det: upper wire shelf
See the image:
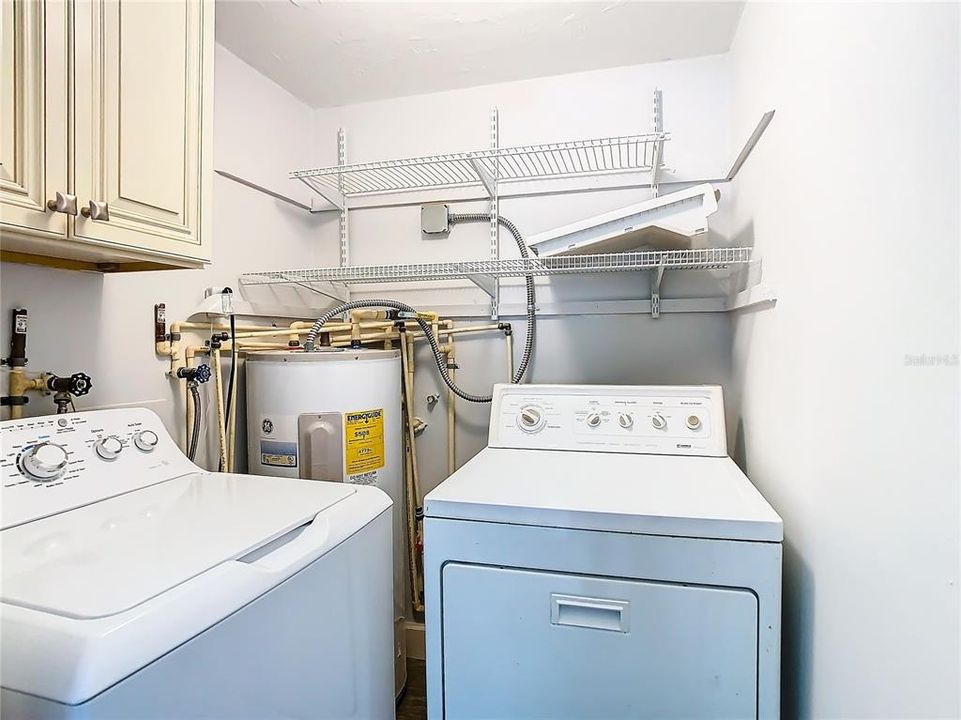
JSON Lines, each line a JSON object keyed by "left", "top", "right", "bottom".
{"left": 240, "top": 247, "right": 748, "bottom": 287}
{"left": 291, "top": 132, "right": 670, "bottom": 200}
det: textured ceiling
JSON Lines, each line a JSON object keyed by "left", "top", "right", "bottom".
{"left": 216, "top": 1, "right": 744, "bottom": 108}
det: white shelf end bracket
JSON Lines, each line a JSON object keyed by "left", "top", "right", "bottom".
{"left": 461, "top": 271, "right": 498, "bottom": 299}
{"left": 305, "top": 182, "right": 345, "bottom": 212}
{"left": 468, "top": 157, "right": 497, "bottom": 199}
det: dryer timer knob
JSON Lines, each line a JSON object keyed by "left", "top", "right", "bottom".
{"left": 517, "top": 405, "right": 545, "bottom": 433}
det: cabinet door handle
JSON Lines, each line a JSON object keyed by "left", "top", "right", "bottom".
{"left": 80, "top": 200, "right": 110, "bottom": 221}
{"left": 46, "top": 192, "right": 78, "bottom": 216}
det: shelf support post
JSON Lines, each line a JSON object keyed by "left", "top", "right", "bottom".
{"left": 650, "top": 88, "right": 663, "bottom": 199}
{"left": 488, "top": 108, "right": 500, "bottom": 319}
{"left": 338, "top": 128, "right": 349, "bottom": 267}
{"left": 651, "top": 262, "right": 666, "bottom": 319}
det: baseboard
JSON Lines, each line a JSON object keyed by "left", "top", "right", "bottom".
{"left": 405, "top": 621, "right": 426, "bottom": 661}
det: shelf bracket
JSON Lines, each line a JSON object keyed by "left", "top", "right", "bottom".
{"left": 462, "top": 271, "right": 498, "bottom": 299}
{"left": 215, "top": 170, "right": 315, "bottom": 211}
{"left": 722, "top": 110, "right": 776, "bottom": 182}
{"left": 302, "top": 179, "right": 345, "bottom": 212}
{"left": 651, "top": 262, "right": 666, "bottom": 319}
{"left": 283, "top": 277, "right": 350, "bottom": 304}
{"left": 468, "top": 158, "right": 497, "bottom": 199}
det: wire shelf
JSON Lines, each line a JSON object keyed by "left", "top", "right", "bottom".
{"left": 291, "top": 132, "right": 670, "bottom": 199}
{"left": 240, "top": 247, "right": 750, "bottom": 287}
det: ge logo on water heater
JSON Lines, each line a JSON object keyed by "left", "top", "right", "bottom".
{"left": 262, "top": 418, "right": 273, "bottom": 435}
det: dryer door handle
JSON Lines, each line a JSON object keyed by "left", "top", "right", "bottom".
{"left": 550, "top": 594, "right": 631, "bottom": 633}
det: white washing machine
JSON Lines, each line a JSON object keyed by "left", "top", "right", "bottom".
{"left": 425, "top": 384, "right": 782, "bottom": 720}
{"left": 1, "top": 408, "right": 395, "bottom": 719}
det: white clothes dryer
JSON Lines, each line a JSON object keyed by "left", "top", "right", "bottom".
{"left": 425, "top": 384, "right": 782, "bottom": 719}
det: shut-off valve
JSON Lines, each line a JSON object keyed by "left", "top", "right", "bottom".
{"left": 176, "top": 364, "right": 212, "bottom": 388}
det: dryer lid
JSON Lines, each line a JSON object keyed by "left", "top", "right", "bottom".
{"left": 424, "top": 448, "right": 782, "bottom": 542}
{"left": 1, "top": 473, "right": 355, "bottom": 619}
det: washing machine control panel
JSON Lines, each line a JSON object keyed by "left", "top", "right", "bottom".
{"left": 1, "top": 408, "right": 196, "bottom": 529}
{"left": 492, "top": 384, "right": 727, "bottom": 456}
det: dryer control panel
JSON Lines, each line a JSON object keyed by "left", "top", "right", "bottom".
{"left": 1, "top": 408, "right": 197, "bottom": 529}
{"left": 489, "top": 384, "right": 727, "bottom": 456}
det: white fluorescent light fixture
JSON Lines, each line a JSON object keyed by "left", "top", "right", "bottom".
{"left": 527, "top": 183, "right": 721, "bottom": 258}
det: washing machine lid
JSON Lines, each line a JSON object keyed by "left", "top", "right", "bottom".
{"left": 1, "top": 472, "right": 355, "bottom": 619}
{"left": 425, "top": 448, "right": 782, "bottom": 542}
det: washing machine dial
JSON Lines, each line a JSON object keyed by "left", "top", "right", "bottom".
{"left": 586, "top": 412, "right": 602, "bottom": 428}
{"left": 133, "top": 430, "right": 159, "bottom": 452}
{"left": 686, "top": 414, "right": 702, "bottom": 430}
{"left": 19, "top": 442, "right": 69, "bottom": 480}
{"left": 517, "top": 405, "right": 546, "bottom": 433}
{"left": 618, "top": 413, "right": 634, "bottom": 429}
{"left": 650, "top": 412, "right": 667, "bottom": 430}
{"left": 95, "top": 435, "right": 124, "bottom": 460}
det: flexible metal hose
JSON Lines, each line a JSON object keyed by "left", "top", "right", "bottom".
{"left": 301, "top": 214, "right": 535, "bottom": 403}
{"left": 304, "top": 299, "right": 494, "bottom": 402}
{"left": 187, "top": 383, "right": 202, "bottom": 461}
{"left": 448, "top": 213, "right": 535, "bottom": 384}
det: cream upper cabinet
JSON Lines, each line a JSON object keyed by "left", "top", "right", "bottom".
{"left": 0, "top": 0, "right": 68, "bottom": 240}
{"left": 0, "top": 0, "right": 212, "bottom": 271}
{"left": 72, "top": 0, "right": 212, "bottom": 263}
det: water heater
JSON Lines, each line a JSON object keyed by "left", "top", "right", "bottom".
{"left": 246, "top": 348, "right": 407, "bottom": 695}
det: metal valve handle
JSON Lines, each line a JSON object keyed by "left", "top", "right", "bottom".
{"left": 47, "top": 372, "right": 93, "bottom": 397}
{"left": 176, "top": 364, "right": 212, "bottom": 385}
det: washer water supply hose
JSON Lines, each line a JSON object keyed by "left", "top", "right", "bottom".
{"left": 187, "top": 384, "right": 202, "bottom": 461}
{"left": 176, "top": 363, "right": 211, "bottom": 462}
{"left": 302, "top": 214, "right": 536, "bottom": 403}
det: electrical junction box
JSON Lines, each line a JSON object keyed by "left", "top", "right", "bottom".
{"left": 421, "top": 204, "right": 450, "bottom": 235}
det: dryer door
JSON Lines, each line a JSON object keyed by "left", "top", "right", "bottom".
{"left": 441, "top": 563, "right": 758, "bottom": 719}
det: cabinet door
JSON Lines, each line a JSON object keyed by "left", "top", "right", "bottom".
{"left": 72, "top": 0, "right": 212, "bottom": 263}
{"left": 0, "top": 0, "right": 68, "bottom": 239}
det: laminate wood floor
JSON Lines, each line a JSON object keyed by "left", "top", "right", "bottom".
{"left": 397, "top": 659, "right": 427, "bottom": 720}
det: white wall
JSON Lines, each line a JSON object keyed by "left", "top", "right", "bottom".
{"left": 1, "top": 45, "right": 326, "bottom": 467}
{"left": 311, "top": 55, "right": 740, "bottom": 495}
{"left": 728, "top": 3, "right": 960, "bottom": 717}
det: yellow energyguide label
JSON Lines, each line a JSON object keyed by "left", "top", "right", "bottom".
{"left": 344, "top": 408, "right": 385, "bottom": 476}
